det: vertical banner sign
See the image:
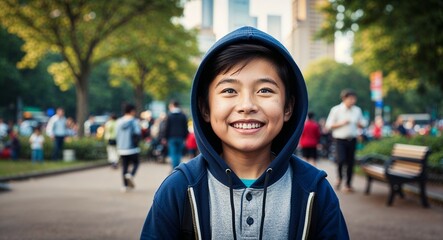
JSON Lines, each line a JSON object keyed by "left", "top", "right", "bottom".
{"left": 370, "top": 71, "right": 383, "bottom": 118}
{"left": 370, "top": 71, "right": 383, "bottom": 101}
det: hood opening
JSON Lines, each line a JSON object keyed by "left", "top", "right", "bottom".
{"left": 191, "top": 26, "right": 308, "bottom": 184}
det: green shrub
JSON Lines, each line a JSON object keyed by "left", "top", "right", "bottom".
{"left": 65, "top": 137, "right": 107, "bottom": 160}
{"left": 357, "top": 135, "right": 443, "bottom": 170}
{"left": 18, "top": 136, "right": 106, "bottom": 161}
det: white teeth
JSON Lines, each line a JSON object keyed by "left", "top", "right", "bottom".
{"left": 233, "top": 123, "right": 262, "bottom": 129}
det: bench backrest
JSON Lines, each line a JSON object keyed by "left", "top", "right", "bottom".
{"left": 389, "top": 144, "right": 430, "bottom": 177}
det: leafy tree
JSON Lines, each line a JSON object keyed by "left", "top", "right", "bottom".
{"left": 109, "top": 24, "right": 199, "bottom": 113}
{"left": 304, "top": 58, "right": 371, "bottom": 119}
{"left": 318, "top": 0, "right": 443, "bottom": 92}
{"left": 0, "top": 27, "right": 23, "bottom": 118}
{"left": 305, "top": 59, "right": 443, "bottom": 123}
{"left": 88, "top": 61, "right": 134, "bottom": 117}
{"left": 0, "top": 0, "right": 185, "bottom": 136}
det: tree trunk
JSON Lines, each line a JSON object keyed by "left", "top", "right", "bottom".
{"left": 134, "top": 85, "right": 144, "bottom": 115}
{"left": 75, "top": 74, "right": 89, "bottom": 137}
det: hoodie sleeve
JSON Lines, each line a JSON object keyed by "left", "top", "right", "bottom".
{"left": 140, "top": 171, "right": 188, "bottom": 239}
{"left": 312, "top": 179, "right": 349, "bottom": 239}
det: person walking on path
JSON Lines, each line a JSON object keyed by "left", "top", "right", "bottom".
{"left": 326, "top": 89, "right": 366, "bottom": 192}
{"left": 29, "top": 127, "right": 44, "bottom": 163}
{"left": 46, "top": 107, "right": 67, "bottom": 160}
{"left": 141, "top": 26, "right": 348, "bottom": 239}
{"left": 116, "top": 104, "right": 141, "bottom": 192}
{"left": 162, "top": 99, "right": 188, "bottom": 170}
{"left": 104, "top": 114, "right": 119, "bottom": 168}
{"left": 300, "top": 112, "right": 321, "bottom": 166}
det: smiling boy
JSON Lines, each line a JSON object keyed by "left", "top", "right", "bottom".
{"left": 141, "top": 26, "right": 349, "bottom": 239}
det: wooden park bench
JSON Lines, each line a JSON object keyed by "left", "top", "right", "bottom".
{"left": 359, "top": 143, "right": 431, "bottom": 207}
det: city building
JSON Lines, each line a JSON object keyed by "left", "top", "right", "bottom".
{"left": 183, "top": 0, "right": 336, "bottom": 71}
{"left": 290, "top": 0, "right": 335, "bottom": 71}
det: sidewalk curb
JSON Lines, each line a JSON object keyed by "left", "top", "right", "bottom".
{"left": 0, "top": 162, "right": 110, "bottom": 183}
{"left": 405, "top": 185, "right": 443, "bottom": 207}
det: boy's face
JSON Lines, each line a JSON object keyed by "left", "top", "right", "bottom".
{"left": 203, "top": 58, "right": 292, "bottom": 154}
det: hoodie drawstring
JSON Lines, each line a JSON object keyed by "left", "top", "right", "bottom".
{"left": 259, "top": 168, "right": 273, "bottom": 240}
{"left": 226, "top": 168, "right": 273, "bottom": 240}
{"left": 226, "top": 169, "right": 237, "bottom": 240}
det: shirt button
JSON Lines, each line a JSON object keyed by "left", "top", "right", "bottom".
{"left": 246, "top": 192, "right": 252, "bottom": 201}
{"left": 246, "top": 217, "right": 254, "bottom": 225}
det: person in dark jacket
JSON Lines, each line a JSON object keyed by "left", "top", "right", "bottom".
{"left": 162, "top": 99, "right": 189, "bottom": 169}
{"left": 141, "top": 26, "right": 349, "bottom": 239}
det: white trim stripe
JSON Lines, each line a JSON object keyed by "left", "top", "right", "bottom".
{"left": 188, "top": 187, "right": 202, "bottom": 240}
{"left": 301, "top": 192, "right": 316, "bottom": 240}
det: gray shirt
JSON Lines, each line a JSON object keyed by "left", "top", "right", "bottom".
{"left": 208, "top": 166, "right": 292, "bottom": 239}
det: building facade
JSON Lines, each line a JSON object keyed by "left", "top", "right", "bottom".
{"left": 290, "top": 0, "right": 334, "bottom": 71}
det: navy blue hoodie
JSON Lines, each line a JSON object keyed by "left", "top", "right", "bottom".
{"left": 140, "top": 26, "right": 349, "bottom": 239}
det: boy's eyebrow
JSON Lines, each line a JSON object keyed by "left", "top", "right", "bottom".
{"left": 215, "top": 77, "right": 280, "bottom": 88}
{"left": 257, "top": 77, "right": 279, "bottom": 87}
{"left": 214, "top": 78, "right": 239, "bottom": 88}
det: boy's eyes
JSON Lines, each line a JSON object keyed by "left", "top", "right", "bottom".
{"left": 220, "top": 87, "right": 275, "bottom": 94}
{"left": 221, "top": 88, "right": 236, "bottom": 94}
{"left": 258, "top": 88, "right": 274, "bottom": 94}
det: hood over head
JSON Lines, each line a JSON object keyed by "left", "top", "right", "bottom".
{"left": 191, "top": 26, "right": 308, "bottom": 188}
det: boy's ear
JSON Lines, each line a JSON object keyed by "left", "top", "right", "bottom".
{"left": 202, "top": 110, "right": 210, "bottom": 122}
{"left": 198, "top": 99, "right": 210, "bottom": 122}
{"left": 284, "top": 97, "right": 295, "bottom": 122}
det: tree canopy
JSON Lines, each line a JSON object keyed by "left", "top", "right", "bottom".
{"left": 0, "top": 0, "right": 189, "bottom": 136}
{"left": 109, "top": 23, "right": 199, "bottom": 113}
{"left": 304, "top": 58, "right": 443, "bottom": 122}
{"left": 318, "top": 0, "right": 443, "bottom": 92}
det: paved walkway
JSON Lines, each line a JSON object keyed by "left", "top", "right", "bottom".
{"left": 0, "top": 159, "right": 442, "bottom": 239}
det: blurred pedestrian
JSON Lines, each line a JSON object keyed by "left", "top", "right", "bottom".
{"left": 185, "top": 123, "right": 198, "bottom": 158}
{"left": 46, "top": 107, "right": 67, "bottom": 160}
{"left": 393, "top": 115, "right": 408, "bottom": 137}
{"left": 29, "top": 127, "right": 44, "bottom": 163}
{"left": 326, "top": 89, "right": 366, "bottom": 192}
{"left": 140, "top": 110, "right": 154, "bottom": 140}
{"left": 149, "top": 112, "right": 168, "bottom": 162}
{"left": 318, "top": 117, "right": 332, "bottom": 159}
{"left": 163, "top": 99, "right": 188, "bottom": 170}
{"left": 0, "top": 118, "right": 8, "bottom": 139}
{"left": 300, "top": 112, "right": 321, "bottom": 166}
{"left": 104, "top": 114, "right": 119, "bottom": 168}
{"left": 116, "top": 104, "right": 141, "bottom": 192}
{"left": 8, "top": 128, "right": 20, "bottom": 160}
{"left": 371, "top": 115, "right": 383, "bottom": 140}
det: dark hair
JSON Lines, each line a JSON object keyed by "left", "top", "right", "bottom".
{"left": 199, "top": 43, "right": 294, "bottom": 113}
{"left": 124, "top": 104, "right": 136, "bottom": 114}
{"left": 340, "top": 89, "right": 357, "bottom": 99}
{"left": 308, "top": 112, "right": 315, "bottom": 120}
{"left": 169, "top": 99, "right": 180, "bottom": 107}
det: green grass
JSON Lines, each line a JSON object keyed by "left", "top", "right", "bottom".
{"left": 0, "top": 159, "right": 106, "bottom": 178}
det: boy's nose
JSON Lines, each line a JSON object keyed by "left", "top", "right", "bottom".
{"left": 237, "top": 94, "right": 258, "bottom": 114}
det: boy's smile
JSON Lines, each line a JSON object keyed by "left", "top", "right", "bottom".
{"left": 204, "top": 58, "right": 292, "bottom": 158}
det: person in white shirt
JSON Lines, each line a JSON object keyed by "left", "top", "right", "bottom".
{"left": 46, "top": 107, "right": 67, "bottom": 160}
{"left": 326, "top": 89, "right": 366, "bottom": 192}
{"left": 0, "top": 118, "right": 8, "bottom": 138}
{"left": 29, "top": 127, "right": 45, "bottom": 163}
